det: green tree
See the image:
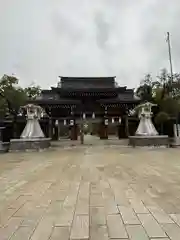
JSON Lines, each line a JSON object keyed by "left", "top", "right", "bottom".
{"left": 0, "top": 76, "right": 42, "bottom": 118}
{"left": 136, "top": 74, "right": 154, "bottom": 102}
{"left": 154, "top": 111, "right": 169, "bottom": 135}
{"left": 24, "top": 83, "right": 41, "bottom": 100}
{"left": 0, "top": 75, "right": 28, "bottom": 137}
{"left": 155, "top": 69, "right": 180, "bottom": 119}
{"left": 156, "top": 68, "right": 180, "bottom": 99}
{"left": 0, "top": 75, "right": 27, "bottom": 118}
{"left": 136, "top": 69, "right": 180, "bottom": 102}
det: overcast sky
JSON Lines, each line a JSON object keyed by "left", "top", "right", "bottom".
{"left": 0, "top": 0, "right": 180, "bottom": 89}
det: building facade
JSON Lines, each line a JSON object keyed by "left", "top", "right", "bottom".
{"left": 28, "top": 76, "right": 140, "bottom": 140}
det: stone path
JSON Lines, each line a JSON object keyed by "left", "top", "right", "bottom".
{"left": 0, "top": 146, "right": 180, "bottom": 239}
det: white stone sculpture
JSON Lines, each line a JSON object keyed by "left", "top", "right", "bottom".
{"left": 135, "top": 102, "right": 158, "bottom": 136}
{"left": 20, "top": 104, "right": 45, "bottom": 139}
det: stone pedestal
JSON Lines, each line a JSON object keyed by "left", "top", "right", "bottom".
{"left": 170, "top": 137, "right": 180, "bottom": 148}
{"left": 129, "top": 135, "right": 169, "bottom": 147}
{"left": 9, "top": 138, "right": 51, "bottom": 152}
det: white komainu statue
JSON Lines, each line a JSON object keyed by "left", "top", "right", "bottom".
{"left": 20, "top": 104, "right": 45, "bottom": 139}
{"left": 135, "top": 102, "right": 158, "bottom": 136}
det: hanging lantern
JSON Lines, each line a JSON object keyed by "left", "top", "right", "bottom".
{"left": 55, "top": 120, "right": 58, "bottom": 126}
{"left": 112, "top": 118, "right": 114, "bottom": 123}
{"left": 119, "top": 117, "right": 122, "bottom": 124}
{"left": 92, "top": 112, "right": 95, "bottom": 119}
{"left": 83, "top": 113, "right": 86, "bottom": 120}
{"left": 64, "top": 119, "right": 67, "bottom": 126}
{"left": 105, "top": 119, "right": 108, "bottom": 125}
{"left": 70, "top": 120, "right": 74, "bottom": 126}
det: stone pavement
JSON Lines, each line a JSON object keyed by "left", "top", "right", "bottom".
{"left": 0, "top": 146, "right": 180, "bottom": 239}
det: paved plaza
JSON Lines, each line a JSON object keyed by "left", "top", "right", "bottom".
{"left": 1, "top": 146, "right": 180, "bottom": 239}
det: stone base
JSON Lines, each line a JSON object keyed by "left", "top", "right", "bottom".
{"left": 9, "top": 138, "right": 51, "bottom": 152}
{"left": 170, "top": 138, "right": 180, "bottom": 148}
{"left": 129, "top": 135, "right": 169, "bottom": 147}
{"left": 0, "top": 141, "right": 8, "bottom": 153}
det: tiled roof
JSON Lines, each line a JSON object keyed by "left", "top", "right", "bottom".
{"left": 28, "top": 99, "right": 81, "bottom": 105}
{"left": 98, "top": 94, "right": 140, "bottom": 103}
{"left": 59, "top": 76, "right": 116, "bottom": 89}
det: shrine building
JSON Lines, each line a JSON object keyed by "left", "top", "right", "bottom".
{"left": 28, "top": 76, "right": 140, "bottom": 140}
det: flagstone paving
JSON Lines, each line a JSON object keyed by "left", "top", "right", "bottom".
{"left": 0, "top": 146, "right": 180, "bottom": 239}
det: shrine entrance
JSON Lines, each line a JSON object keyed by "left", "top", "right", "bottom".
{"left": 50, "top": 115, "right": 129, "bottom": 142}
{"left": 76, "top": 117, "right": 123, "bottom": 143}
{"left": 99, "top": 117, "right": 123, "bottom": 140}
{"left": 76, "top": 117, "right": 101, "bottom": 141}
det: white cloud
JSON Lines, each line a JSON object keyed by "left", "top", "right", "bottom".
{"left": 0, "top": 0, "right": 180, "bottom": 89}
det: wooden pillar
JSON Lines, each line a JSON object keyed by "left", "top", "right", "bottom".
{"left": 48, "top": 107, "right": 52, "bottom": 139}
{"left": 48, "top": 118, "right": 52, "bottom": 139}
{"left": 70, "top": 126, "right": 73, "bottom": 140}
{"left": 117, "top": 125, "right": 120, "bottom": 139}
{"left": 58, "top": 120, "right": 61, "bottom": 140}
{"left": 99, "top": 122, "right": 108, "bottom": 139}
{"left": 125, "top": 115, "right": 129, "bottom": 138}
{"left": 99, "top": 122, "right": 103, "bottom": 139}
{"left": 104, "top": 125, "right": 108, "bottom": 139}
{"left": 104, "top": 118, "right": 108, "bottom": 139}
{"left": 69, "top": 119, "right": 77, "bottom": 140}
{"left": 80, "top": 122, "right": 84, "bottom": 144}
{"left": 103, "top": 106, "right": 108, "bottom": 139}
{"left": 75, "top": 124, "right": 78, "bottom": 140}
{"left": 70, "top": 125, "right": 78, "bottom": 140}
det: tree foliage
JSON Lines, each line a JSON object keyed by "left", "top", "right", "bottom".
{"left": 154, "top": 111, "right": 169, "bottom": 125}
{"left": 136, "top": 74, "right": 154, "bottom": 102}
{"left": 24, "top": 83, "right": 41, "bottom": 100}
{"left": 0, "top": 75, "right": 41, "bottom": 118}
{"left": 136, "top": 68, "right": 180, "bottom": 125}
